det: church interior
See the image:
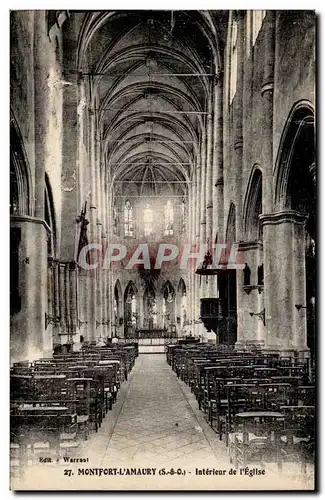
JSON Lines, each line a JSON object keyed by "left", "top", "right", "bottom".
{"left": 10, "top": 10, "right": 316, "bottom": 490}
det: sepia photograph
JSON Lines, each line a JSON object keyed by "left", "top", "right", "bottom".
{"left": 9, "top": 8, "right": 316, "bottom": 491}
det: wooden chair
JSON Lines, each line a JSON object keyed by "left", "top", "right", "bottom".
{"left": 229, "top": 411, "right": 285, "bottom": 470}
{"left": 280, "top": 405, "right": 315, "bottom": 473}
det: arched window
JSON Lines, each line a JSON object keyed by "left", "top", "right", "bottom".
{"left": 244, "top": 167, "right": 262, "bottom": 241}
{"left": 164, "top": 200, "right": 174, "bottom": 235}
{"left": 162, "top": 281, "right": 175, "bottom": 328}
{"left": 144, "top": 203, "right": 153, "bottom": 236}
{"left": 252, "top": 10, "right": 266, "bottom": 46}
{"left": 125, "top": 282, "right": 137, "bottom": 329}
{"left": 178, "top": 279, "right": 187, "bottom": 328}
{"left": 124, "top": 199, "right": 133, "bottom": 237}
{"left": 226, "top": 203, "right": 236, "bottom": 244}
{"left": 230, "top": 18, "right": 238, "bottom": 103}
{"left": 114, "top": 280, "right": 122, "bottom": 328}
{"left": 113, "top": 202, "right": 118, "bottom": 235}
{"left": 181, "top": 198, "right": 186, "bottom": 233}
{"left": 10, "top": 116, "right": 30, "bottom": 216}
{"left": 143, "top": 283, "right": 157, "bottom": 328}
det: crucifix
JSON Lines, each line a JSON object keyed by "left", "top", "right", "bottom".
{"left": 75, "top": 201, "right": 89, "bottom": 261}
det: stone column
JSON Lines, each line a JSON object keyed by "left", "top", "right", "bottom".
{"left": 87, "top": 108, "right": 98, "bottom": 341}
{"left": 205, "top": 110, "right": 214, "bottom": 248}
{"left": 200, "top": 127, "right": 207, "bottom": 246}
{"left": 206, "top": 108, "right": 215, "bottom": 299}
{"left": 260, "top": 210, "right": 309, "bottom": 356}
{"left": 75, "top": 76, "right": 90, "bottom": 346}
{"left": 69, "top": 262, "right": 78, "bottom": 339}
{"left": 138, "top": 291, "right": 144, "bottom": 329}
{"left": 10, "top": 217, "right": 48, "bottom": 362}
{"left": 95, "top": 126, "right": 104, "bottom": 340}
{"left": 232, "top": 12, "right": 244, "bottom": 241}
{"left": 261, "top": 11, "right": 275, "bottom": 214}
{"left": 194, "top": 158, "right": 202, "bottom": 321}
{"left": 199, "top": 127, "right": 207, "bottom": 302}
{"left": 33, "top": 11, "right": 47, "bottom": 220}
{"left": 156, "top": 294, "right": 164, "bottom": 330}
{"left": 52, "top": 259, "right": 61, "bottom": 349}
{"left": 230, "top": 13, "right": 245, "bottom": 347}
{"left": 235, "top": 241, "right": 265, "bottom": 348}
{"left": 58, "top": 262, "right": 67, "bottom": 345}
{"left": 213, "top": 76, "right": 224, "bottom": 246}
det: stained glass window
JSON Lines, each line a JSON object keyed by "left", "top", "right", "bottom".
{"left": 164, "top": 200, "right": 174, "bottom": 236}
{"left": 144, "top": 203, "right": 153, "bottom": 236}
{"left": 124, "top": 199, "right": 133, "bottom": 237}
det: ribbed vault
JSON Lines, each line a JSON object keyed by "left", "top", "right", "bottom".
{"left": 76, "top": 10, "right": 227, "bottom": 200}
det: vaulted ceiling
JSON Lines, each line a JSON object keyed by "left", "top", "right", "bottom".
{"left": 76, "top": 11, "right": 228, "bottom": 198}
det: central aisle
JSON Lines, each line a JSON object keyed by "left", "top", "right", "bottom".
{"left": 78, "top": 354, "right": 228, "bottom": 472}
{"left": 99, "top": 354, "right": 224, "bottom": 467}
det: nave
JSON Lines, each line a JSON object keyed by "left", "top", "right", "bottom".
{"left": 10, "top": 9, "right": 316, "bottom": 491}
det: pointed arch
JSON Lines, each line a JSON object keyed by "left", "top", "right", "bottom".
{"left": 124, "top": 280, "right": 138, "bottom": 299}
{"left": 143, "top": 280, "right": 156, "bottom": 299}
{"left": 274, "top": 100, "right": 315, "bottom": 356}
{"left": 10, "top": 110, "right": 32, "bottom": 216}
{"left": 164, "top": 199, "right": 174, "bottom": 236}
{"left": 124, "top": 280, "right": 138, "bottom": 331}
{"left": 274, "top": 100, "right": 315, "bottom": 209}
{"left": 143, "top": 281, "right": 157, "bottom": 328}
{"left": 243, "top": 165, "right": 263, "bottom": 240}
{"left": 113, "top": 279, "right": 123, "bottom": 324}
{"left": 114, "top": 279, "right": 122, "bottom": 305}
{"left": 226, "top": 202, "right": 236, "bottom": 244}
{"left": 177, "top": 278, "right": 186, "bottom": 295}
{"left": 124, "top": 198, "right": 134, "bottom": 237}
{"left": 161, "top": 280, "right": 175, "bottom": 297}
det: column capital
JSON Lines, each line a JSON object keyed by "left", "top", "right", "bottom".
{"left": 259, "top": 210, "right": 308, "bottom": 227}
{"left": 238, "top": 240, "right": 263, "bottom": 252}
{"left": 10, "top": 214, "right": 52, "bottom": 234}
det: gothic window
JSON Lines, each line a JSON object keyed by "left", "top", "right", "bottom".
{"left": 125, "top": 284, "right": 137, "bottom": 326}
{"left": 113, "top": 203, "right": 118, "bottom": 235}
{"left": 144, "top": 203, "right": 153, "bottom": 236}
{"left": 164, "top": 200, "right": 174, "bottom": 236}
{"left": 131, "top": 295, "right": 136, "bottom": 326}
{"left": 144, "top": 285, "right": 157, "bottom": 328}
{"left": 10, "top": 118, "right": 30, "bottom": 216}
{"left": 10, "top": 161, "right": 19, "bottom": 215}
{"left": 252, "top": 10, "right": 266, "bottom": 46}
{"left": 181, "top": 198, "right": 186, "bottom": 233}
{"left": 230, "top": 18, "right": 238, "bottom": 103}
{"left": 124, "top": 199, "right": 133, "bottom": 237}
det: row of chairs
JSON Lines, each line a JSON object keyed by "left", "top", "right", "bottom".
{"left": 10, "top": 342, "right": 138, "bottom": 477}
{"left": 166, "top": 342, "right": 315, "bottom": 473}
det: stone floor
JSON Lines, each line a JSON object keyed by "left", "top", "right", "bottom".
{"left": 89, "top": 353, "right": 227, "bottom": 468}
{"left": 13, "top": 355, "right": 315, "bottom": 490}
